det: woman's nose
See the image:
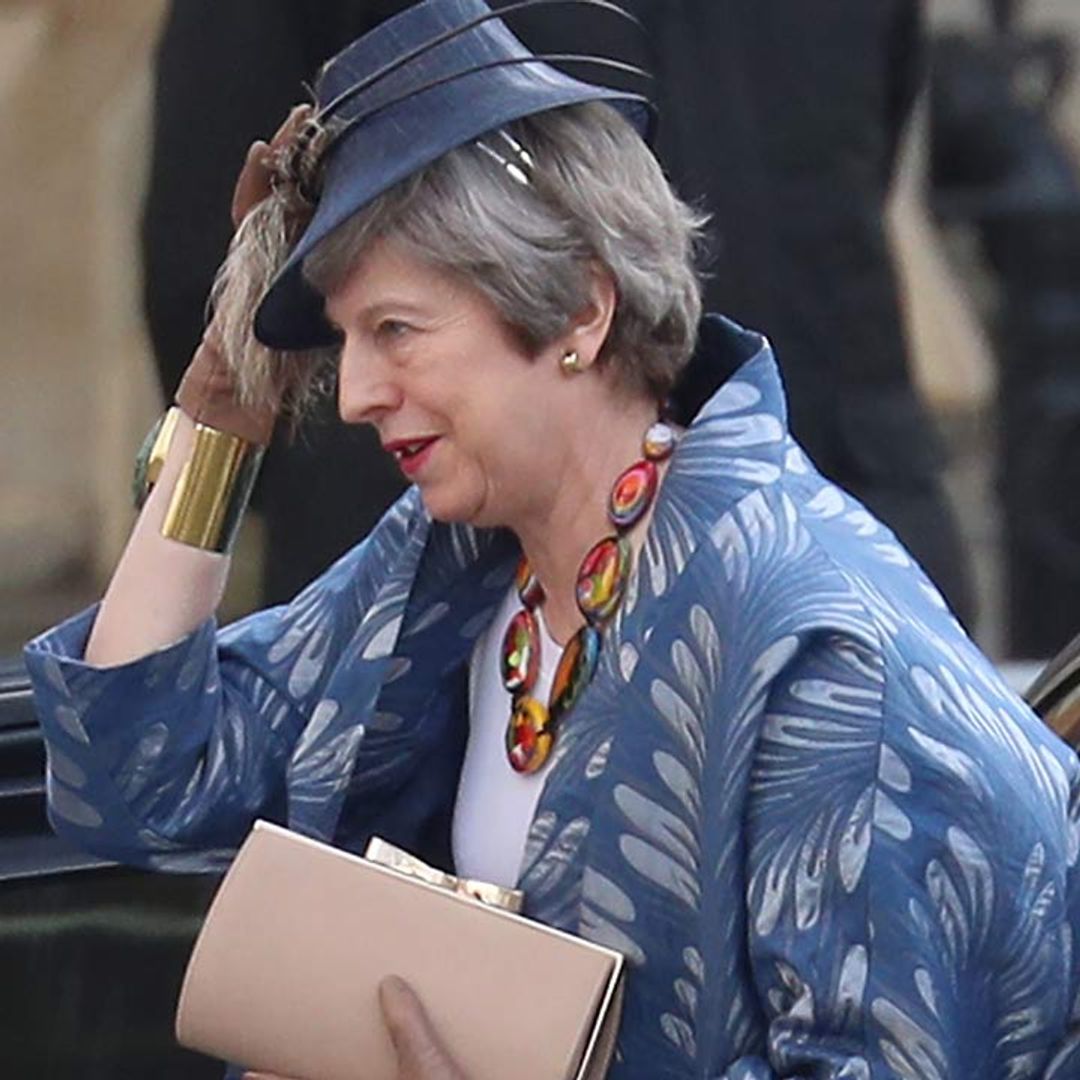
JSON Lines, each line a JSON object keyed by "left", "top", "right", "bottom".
{"left": 337, "top": 338, "right": 403, "bottom": 424}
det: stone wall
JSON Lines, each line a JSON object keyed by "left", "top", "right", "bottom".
{"left": 0, "top": 2, "right": 165, "bottom": 621}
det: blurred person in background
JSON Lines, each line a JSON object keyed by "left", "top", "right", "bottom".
{"left": 931, "top": 0, "right": 1080, "bottom": 658}
{"left": 144, "top": 0, "right": 975, "bottom": 625}
{"left": 519, "top": 0, "right": 977, "bottom": 628}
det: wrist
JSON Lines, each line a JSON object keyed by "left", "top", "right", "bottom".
{"left": 161, "top": 422, "right": 265, "bottom": 554}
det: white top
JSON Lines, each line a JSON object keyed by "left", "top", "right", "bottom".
{"left": 452, "top": 584, "right": 559, "bottom": 887}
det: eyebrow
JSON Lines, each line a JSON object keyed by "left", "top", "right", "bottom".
{"left": 324, "top": 296, "right": 431, "bottom": 328}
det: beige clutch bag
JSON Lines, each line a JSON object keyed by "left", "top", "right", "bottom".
{"left": 175, "top": 821, "right": 625, "bottom": 1080}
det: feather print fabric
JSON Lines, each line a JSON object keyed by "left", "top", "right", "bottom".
{"left": 26, "top": 316, "right": 1080, "bottom": 1077}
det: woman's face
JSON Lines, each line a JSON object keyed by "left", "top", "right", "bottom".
{"left": 325, "top": 236, "right": 571, "bottom": 528}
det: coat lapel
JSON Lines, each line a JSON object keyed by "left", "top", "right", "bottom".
{"left": 285, "top": 507, "right": 435, "bottom": 840}
{"left": 287, "top": 511, "right": 520, "bottom": 848}
{"left": 546, "top": 323, "right": 791, "bottom": 1073}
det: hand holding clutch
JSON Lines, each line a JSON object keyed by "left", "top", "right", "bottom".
{"left": 242, "top": 977, "right": 466, "bottom": 1080}
{"left": 177, "top": 822, "right": 624, "bottom": 1080}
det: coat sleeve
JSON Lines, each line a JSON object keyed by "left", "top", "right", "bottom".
{"left": 719, "top": 630, "right": 1080, "bottom": 1078}
{"left": 23, "top": 492, "right": 424, "bottom": 870}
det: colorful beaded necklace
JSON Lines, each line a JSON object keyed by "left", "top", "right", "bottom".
{"left": 501, "top": 420, "right": 676, "bottom": 773}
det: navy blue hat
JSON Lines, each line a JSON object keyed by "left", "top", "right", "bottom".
{"left": 253, "top": 0, "right": 654, "bottom": 351}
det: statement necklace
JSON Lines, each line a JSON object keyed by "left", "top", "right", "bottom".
{"left": 501, "top": 421, "right": 676, "bottom": 774}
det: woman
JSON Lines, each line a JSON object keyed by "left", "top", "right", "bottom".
{"left": 24, "top": 1, "right": 1080, "bottom": 1077}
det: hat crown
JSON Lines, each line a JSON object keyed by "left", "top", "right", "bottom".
{"left": 317, "top": 0, "right": 528, "bottom": 118}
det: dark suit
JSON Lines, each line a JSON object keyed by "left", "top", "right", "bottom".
{"left": 519, "top": 0, "right": 973, "bottom": 623}
{"left": 143, "top": 0, "right": 973, "bottom": 621}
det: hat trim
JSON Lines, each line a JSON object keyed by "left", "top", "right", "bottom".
{"left": 318, "top": 0, "right": 645, "bottom": 122}
{"left": 325, "top": 52, "right": 652, "bottom": 157}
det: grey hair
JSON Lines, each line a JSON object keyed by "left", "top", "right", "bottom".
{"left": 303, "top": 101, "right": 708, "bottom": 400}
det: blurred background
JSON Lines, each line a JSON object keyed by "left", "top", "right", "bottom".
{"left": 2, "top": 0, "right": 1080, "bottom": 674}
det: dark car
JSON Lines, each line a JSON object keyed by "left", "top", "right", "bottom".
{"left": 0, "top": 657, "right": 219, "bottom": 1079}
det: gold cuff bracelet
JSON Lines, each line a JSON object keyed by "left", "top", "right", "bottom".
{"left": 161, "top": 422, "right": 264, "bottom": 553}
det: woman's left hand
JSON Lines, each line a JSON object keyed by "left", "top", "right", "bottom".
{"left": 242, "top": 976, "right": 467, "bottom": 1080}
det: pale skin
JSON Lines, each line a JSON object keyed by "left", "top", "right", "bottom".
{"left": 326, "top": 236, "right": 664, "bottom": 644}
{"left": 88, "top": 237, "right": 663, "bottom": 662}
{"left": 89, "top": 129, "right": 665, "bottom": 1079}
{"left": 243, "top": 976, "right": 466, "bottom": 1080}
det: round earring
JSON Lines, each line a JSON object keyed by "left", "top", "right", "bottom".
{"left": 560, "top": 349, "right": 584, "bottom": 375}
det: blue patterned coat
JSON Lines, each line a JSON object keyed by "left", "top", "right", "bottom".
{"left": 25, "top": 317, "right": 1080, "bottom": 1078}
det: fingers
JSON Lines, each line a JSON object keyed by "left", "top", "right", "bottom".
{"left": 231, "top": 139, "right": 272, "bottom": 228}
{"left": 242, "top": 979, "right": 463, "bottom": 1080}
{"left": 230, "top": 104, "right": 316, "bottom": 227}
{"left": 268, "top": 104, "right": 314, "bottom": 152}
{"left": 379, "top": 976, "right": 465, "bottom": 1080}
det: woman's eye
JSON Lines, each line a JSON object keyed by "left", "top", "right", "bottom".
{"left": 376, "top": 319, "right": 411, "bottom": 340}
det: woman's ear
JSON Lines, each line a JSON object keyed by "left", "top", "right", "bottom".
{"left": 564, "top": 263, "right": 617, "bottom": 368}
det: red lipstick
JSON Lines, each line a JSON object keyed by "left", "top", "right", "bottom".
{"left": 383, "top": 436, "right": 439, "bottom": 478}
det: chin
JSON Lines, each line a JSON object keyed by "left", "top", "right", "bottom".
{"left": 417, "top": 486, "right": 489, "bottom": 527}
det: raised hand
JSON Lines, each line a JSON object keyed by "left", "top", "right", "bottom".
{"left": 181, "top": 104, "right": 319, "bottom": 442}
{"left": 231, "top": 104, "right": 315, "bottom": 229}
